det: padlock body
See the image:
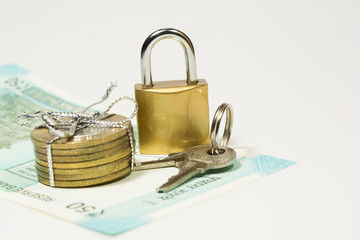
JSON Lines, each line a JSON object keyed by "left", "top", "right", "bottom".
{"left": 135, "top": 79, "right": 210, "bottom": 154}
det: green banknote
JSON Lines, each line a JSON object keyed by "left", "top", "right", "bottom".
{"left": 0, "top": 64, "right": 295, "bottom": 235}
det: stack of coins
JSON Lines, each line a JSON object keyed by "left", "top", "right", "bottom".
{"left": 30, "top": 115, "right": 134, "bottom": 187}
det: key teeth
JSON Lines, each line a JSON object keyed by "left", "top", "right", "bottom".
{"left": 156, "top": 180, "right": 174, "bottom": 193}
{"left": 156, "top": 174, "right": 181, "bottom": 193}
{"left": 156, "top": 187, "right": 166, "bottom": 193}
{"left": 157, "top": 182, "right": 173, "bottom": 193}
{"left": 157, "top": 161, "right": 202, "bottom": 193}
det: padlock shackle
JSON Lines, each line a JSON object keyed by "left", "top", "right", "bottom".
{"left": 141, "top": 28, "right": 198, "bottom": 87}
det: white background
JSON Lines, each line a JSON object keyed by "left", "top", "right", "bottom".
{"left": 0, "top": 0, "right": 359, "bottom": 239}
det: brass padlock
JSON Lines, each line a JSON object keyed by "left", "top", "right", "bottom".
{"left": 135, "top": 28, "right": 210, "bottom": 154}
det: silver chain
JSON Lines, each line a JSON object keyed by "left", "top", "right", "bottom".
{"left": 19, "top": 83, "right": 138, "bottom": 187}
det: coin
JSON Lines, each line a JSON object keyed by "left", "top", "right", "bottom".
{"left": 34, "top": 141, "right": 130, "bottom": 162}
{"left": 31, "top": 114, "right": 135, "bottom": 187}
{"left": 36, "top": 158, "right": 130, "bottom": 180}
{"left": 35, "top": 148, "right": 132, "bottom": 169}
{"left": 36, "top": 154, "right": 131, "bottom": 175}
{"left": 31, "top": 115, "right": 132, "bottom": 149}
{"left": 33, "top": 134, "right": 131, "bottom": 155}
{"left": 37, "top": 167, "right": 131, "bottom": 187}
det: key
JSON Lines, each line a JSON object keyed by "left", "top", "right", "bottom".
{"left": 133, "top": 152, "right": 185, "bottom": 171}
{"left": 157, "top": 144, "right": 236, "bottom": 192}
{"left": 156, "top": 102, "right": 235, "bottom": 192}
{"left": 133, "top": 102, "right": 235, "bottom": 193}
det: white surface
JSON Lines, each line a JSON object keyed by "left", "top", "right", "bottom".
{"left": 0, "top": 0, "right": 359, "bottom": 239}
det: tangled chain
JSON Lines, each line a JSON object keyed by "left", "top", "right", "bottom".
{"left": 19, "top": 82, "right": 138, "bottom": 187}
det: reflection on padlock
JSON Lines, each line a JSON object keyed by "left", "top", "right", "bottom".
{"left": 135, "top": 28, "right": 210, "bottom": 154}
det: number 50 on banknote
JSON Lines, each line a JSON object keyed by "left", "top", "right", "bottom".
{"left": 0, "top": 64, "right": 295, "bottom": 236}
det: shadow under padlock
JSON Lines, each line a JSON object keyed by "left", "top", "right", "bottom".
{"left": 135, "top": 28, "right": 210, "bottom": 155}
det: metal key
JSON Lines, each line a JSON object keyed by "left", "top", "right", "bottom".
{"left": 157, "top": 144, "right": 236, "bottom": 192}
{"left": 133, "top": 103, "right": 235, "bottom": 193}
{"left": 133, "top": 152, "right": 185, "bottom": 171}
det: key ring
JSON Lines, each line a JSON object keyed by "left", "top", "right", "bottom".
{"left": 210, "top": 103, "right": 233, "bottom": 155}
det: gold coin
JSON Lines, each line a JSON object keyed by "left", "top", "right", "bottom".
{"left": 36, "top": 158, "right": 130, "bottom": 180}
{"left": 35, "top": 148, "right": 132, "bottom": 169}
{"left": 36, "top": 153, "right": 131, "bottom": 175}
{"left": 34, "top": 141, "right": 130, "bottom": 162}
{"left": 31, "top": 115, "right": 132, "bottom": 149}
{"left": 33, "top": 134, "right": 131, "bottom": 155}
{"left": 37, "top": 167, "right": 131, "bottom": 187}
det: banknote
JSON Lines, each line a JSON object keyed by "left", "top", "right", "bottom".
{"left": 0, "top": 64, "right": 295, "bottom": 235}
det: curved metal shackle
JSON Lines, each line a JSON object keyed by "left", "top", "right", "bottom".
{"left": 210, "top": 103, "right": 234, "bottom": 155}
{"left": 141, "top": 28, "right": 198, "bottom": 87}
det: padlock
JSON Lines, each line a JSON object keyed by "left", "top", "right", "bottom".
{"left": 135, "top": 28, "right": 210, "bottom": 154}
